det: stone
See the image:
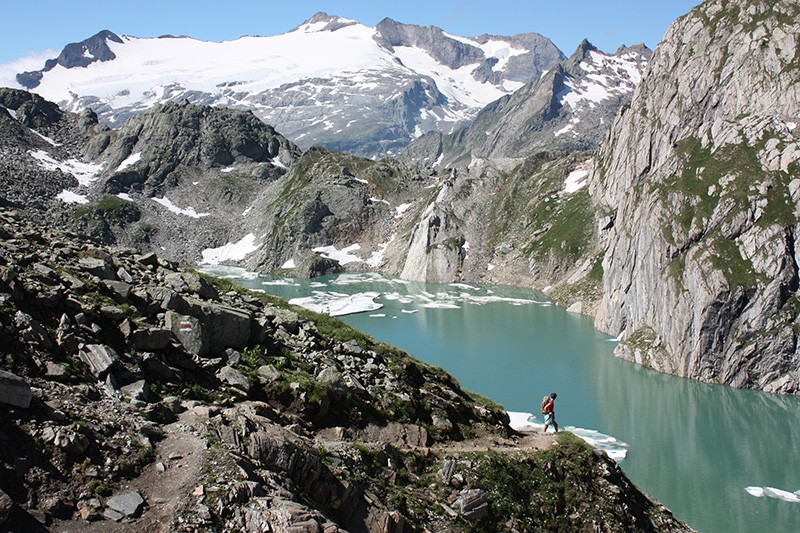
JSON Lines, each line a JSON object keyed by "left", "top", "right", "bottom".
{"left": 161, "top": 395, "right": 184, "bottom": 413}
{"left": 121, "top": 379, "right": 150, "bottom": 402}
{"left": 217, "top": 366, "right": 250, "bottom": 391}
{"left": 452, "top": 488, "right": 489, "bottom": 520}
{"left": 135, "top": 252, "right": 159, "bottom": 266}
{"left": 78, "top": 257, "right": 116, "bottom": 279}
{"left": 53, "top": 430, "right": 90, "bottom": 454}
{"left": 257, "top": 364, "right": 280, "bottom": 383}
{"left": 15, "top": 310, "right": 52, "bottom": 349}
{"left": 0, "top": 370, "right": 32, "bottom": 408}
{"left": 439, "top": 457, "right": 457, "bottom": 484}
{"left": 198, "top": 301, "right": 253, "bottom": 353}
{"left": 78, "top": 344, "right": 119, "bottom": 377}
{"left": 100, "top": 305, "right": 127, "bottom": 321}
{"left": 431, "top": 414, "right": 453, "bottom": 432}
{"left": 105, "top": 491, "right": 144, "bottom": 518}
{"left": 101, "top": 279, "right": 132, "bottom": 302}
{"left": 0, "top": 488, "right": 12, "bottom": 524}
{"left": 44, "top": 362, "right": 69, "bottom": 380}
{"left": 103, "top": 508, "right": 125, "bottom": 522}
{"left": 141, "top": 354, "right": 175, "bottom": 382}
{"left": 78, "top": 498, "right": 102, "bottom": 520}
{"left": 116, "top": 266, "right": 134, "bottom": 283}
{"left": 130, "top": 328, "right": 172, "bottom": 351}
{"left": 165, "top": 311, "right": 208, "bottom": 356}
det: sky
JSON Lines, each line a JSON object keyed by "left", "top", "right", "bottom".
{"left": 0, "top": 0, "right": 701, "bottom": 75}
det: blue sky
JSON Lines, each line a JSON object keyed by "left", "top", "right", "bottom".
{"left": 0, "top": 0, "right": 700, "bottom": 67}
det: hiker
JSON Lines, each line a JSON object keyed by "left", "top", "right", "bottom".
{"left": 542, "top": 392, "right": 558, "bottom": 433}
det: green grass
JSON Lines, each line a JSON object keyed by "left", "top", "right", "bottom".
{"left": 71, "top": 195, "right": 141, "bottom": 225}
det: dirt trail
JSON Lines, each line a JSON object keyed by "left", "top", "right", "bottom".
{"left": 52, "top": 410, "right": 207, "bottom": 533}
{"left": 429, "top": 427, "right": 557, "bottom": 455}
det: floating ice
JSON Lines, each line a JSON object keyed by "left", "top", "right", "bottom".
{"left": 261, "top": 278, "right": 300, "bottom": 286}
{"left": 566, "top": 426, "right": 629, "bottom": 460}
{"left": 195, "top": 264, "right": 261, "bottom": 279}
{"left": 289, "top": 291, "right": 382, "bottom": 317}
{"left": 507, "top": 411, "right": 540, "bottom": 432}
{"left": 745, "top": 486, "right": 800, "bottom": 503}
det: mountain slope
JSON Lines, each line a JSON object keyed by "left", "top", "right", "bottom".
{"left": 12, "top": 13, "right": 565, "bottom": 158}
{"left": 401, "top": 40, "right": 650, "bottom": 168}
{"left": 0, "top": 208, "right": 692, "bottom": 532}
{"left": 589, "top": 0, "right": 800, "bottom": 392}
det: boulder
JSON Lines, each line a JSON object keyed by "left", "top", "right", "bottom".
{"left": 78, "top": 257, "right": 116, "bottom": 279}
{"left": 0, "top": 489, "right": 12, "bottom": 524}
{"left": 217, "top": 366, "right": 250, "bottom": 391}
{"left": 105, "top": 491, "right": 144, "bottom": 518}
{"left": 121, "top": 379, "right": 150, "bottom": 402}
{"left": 165, "top": 311, "right": 209, "bottom": 356}
{"left": 15, "top": 310, "right": 52, "bottom": 349}
{"left": 130, "top": 328, "right": 172, "bottom": 351}
{"left": 101, "top": 280, "right": 132, "bottom": 302}
{"left": 184, "top": 300, "right": 253, "bottom": 353}
{"left": 135, "top": 252, "right": 159, "bottom": 266}
{"left": 77, "top": 344, "right": 119, "bottom": 377}
{"left": 141, "top": 354, "right": 175, "bottom": 382}
{"left": 452, "top": 488, "right": 489, "bottom": 520}
{"left": 0, "top": 370, "right": 32, "bottom": 408}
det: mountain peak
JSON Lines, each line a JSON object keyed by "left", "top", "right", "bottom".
{"left": 17, "top": 29, "right": 122, "bottom": 89}
{"left": 293, "top": 12, "right": 358, "bottom": 33}
{"left": 573, "top": 39, "right": 599, "bottom": 58}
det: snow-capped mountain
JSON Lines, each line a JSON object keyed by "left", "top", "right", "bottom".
{"left": 401, "top": 40, "right": 651, "bottom": 167}
{"left": 12, "top": 13, "right": 565, "bottom": 158}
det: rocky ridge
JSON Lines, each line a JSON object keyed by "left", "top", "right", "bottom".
{"left": 588, "top": 0, "right": 800, "bottom": 393}
{"left": 0, "top": 208, "right": 691, "bottom": 531}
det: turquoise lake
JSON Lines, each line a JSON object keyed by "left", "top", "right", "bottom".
{"left": 208, "top": 269, "right": 800, "bottom": 533}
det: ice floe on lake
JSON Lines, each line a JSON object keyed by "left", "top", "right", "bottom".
{"left": 289, "top": 291, "right": 382, "bottom": 317}
{"left": 745, "top": 486, "right": 800, "bottom": 503}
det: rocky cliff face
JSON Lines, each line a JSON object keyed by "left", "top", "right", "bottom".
{"left": 589, "top": 0, "right": 800, "bottom": 393}
{"left": 0, "top": 208, "right": 691, "bottom": 532}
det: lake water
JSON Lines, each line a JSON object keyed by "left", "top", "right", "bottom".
{"left": 207, "top": 269, "right": 800, "bottom": 533}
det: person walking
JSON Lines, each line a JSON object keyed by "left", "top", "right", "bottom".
{"left": 542, "top": 392, "right": 558, "bottom": 433}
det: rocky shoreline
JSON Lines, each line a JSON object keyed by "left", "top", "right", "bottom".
{"left": 0, "top": 207, "right": 692, "bottom": 531}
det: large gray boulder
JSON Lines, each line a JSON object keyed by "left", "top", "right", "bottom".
{"left": 165, "top": 311, "right": 209, "bottom": 356}
{"left": 0, "top": 370, "right": 32, "bottom": 408}
{"left": 77, "top": 344, "right": 119, "bottom": 377}
{"left": 105, "top": 491, "right": 144, "bottom": 518}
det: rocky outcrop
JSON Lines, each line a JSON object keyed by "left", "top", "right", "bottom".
{"left": 589, "top": 0, "right": 800, "bottom": 392}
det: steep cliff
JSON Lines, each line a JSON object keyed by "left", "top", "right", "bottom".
{"left": 590, "top": 0, "right": 800, "bottom": 392}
